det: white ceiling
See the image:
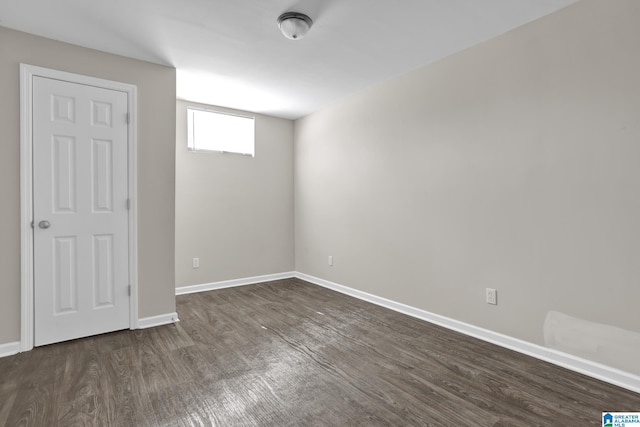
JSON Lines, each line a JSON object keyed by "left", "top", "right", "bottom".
{"left": 0, "top": 0, "right": 577, "bottom": 119}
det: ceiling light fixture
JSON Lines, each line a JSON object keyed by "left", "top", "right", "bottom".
{"left": 277, "top": 12, "right": 313, "bottom": 40}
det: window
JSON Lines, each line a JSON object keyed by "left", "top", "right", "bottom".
{"left": 187, "top": 108, "right": 255, "bottom": 156}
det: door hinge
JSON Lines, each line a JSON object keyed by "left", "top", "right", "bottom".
{"left": 126, "top": 198, "right": 130, "bottom": 210}
{"left": 126, "top": 112, "right": 130, "bottom": 124}
{"left": 30, "top": 221, "right": 34, "bottom": 229}
{"left": 128, "top": 285, "right": 131, "bottom": 296}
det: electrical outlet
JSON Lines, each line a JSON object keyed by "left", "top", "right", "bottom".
{"left": 193, "top": 257, "right": 200, "bottom": 269}
{"left": 486, "top": 288, "right": 497, "bottom": 305}
{"left": 328, "top": 255, "right": 333, "bottom": 266}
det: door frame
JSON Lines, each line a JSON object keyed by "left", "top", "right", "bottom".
{"left": 20, "top": 64, "right": 139, "bottom": 352}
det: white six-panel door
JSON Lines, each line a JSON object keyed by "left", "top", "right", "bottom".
{"left": 33, "top": 76, "right": 130, "bottom": 346}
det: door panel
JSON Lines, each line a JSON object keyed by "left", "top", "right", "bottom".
{"left": 92, "top": 139, "right": 114, "bottom": 212}
{"left": 93, "top": 234, "right": 115, "bottom": 307}
{"left": 33, "top": 76, "right": 129, "bottom": 346}
{"left": 52, "top": 135, "right": 77, "bottom": 212}
{"left": 53, "top": 236, "right": 77, "bottom": 314}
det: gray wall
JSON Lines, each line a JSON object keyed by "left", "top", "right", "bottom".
{"left": 0, "top": 28, "right": 176, "bottom": 345}
{"left": 175, "top": 100, "right": 294, "bottom": 287}
{"left": 295, "top": 0, "right": 640, "bottom": 374}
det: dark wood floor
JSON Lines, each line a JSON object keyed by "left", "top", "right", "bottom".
{"left": 1, "top": 278, "right": 638, "bottom": 426}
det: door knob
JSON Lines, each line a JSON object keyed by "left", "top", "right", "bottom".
{"left": 38, "top": 220, "right": 51, "bottom": 229}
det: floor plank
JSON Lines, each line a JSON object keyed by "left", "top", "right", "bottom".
{"left": 0, "top": 278, "right": 638, "bottom": 426}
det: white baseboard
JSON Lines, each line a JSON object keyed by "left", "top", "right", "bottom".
{"left": 137, "top": 312, "right": 179, "bottom": 329}
{"left": 0, "top": 341, "right": 20, "bottom": 358}
{"left": 175, "top": 272, "right": 295, "bottom": 296}
{"left": 1, "top": 316, "right": 178, "bottom": 356}
{"left": 295, "top": 272, "right": 640, "bottom": 394}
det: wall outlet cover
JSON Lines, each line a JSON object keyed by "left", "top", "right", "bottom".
{"left": 486, "top": 288, "right": 497, "bottom": 305}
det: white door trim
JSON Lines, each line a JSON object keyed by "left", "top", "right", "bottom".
{"left": 20, "top": 64, "right": 139, "bottom": 352}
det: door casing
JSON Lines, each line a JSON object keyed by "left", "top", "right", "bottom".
{"left": 20, "top": 64, "right": 139, "bottom": 352}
